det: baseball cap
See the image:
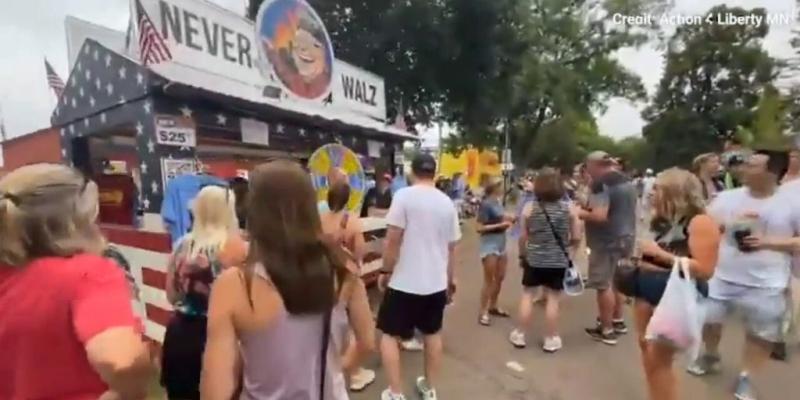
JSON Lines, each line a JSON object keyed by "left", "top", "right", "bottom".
{"left": 586, "top": 150, "right": 611, "bottom": 162}
{"left": 411, "top": 153, "right": 437, "bottom": 175}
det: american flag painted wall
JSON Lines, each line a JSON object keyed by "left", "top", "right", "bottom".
{"left": 102, "top": 227, "right": 173, "bottom": 343}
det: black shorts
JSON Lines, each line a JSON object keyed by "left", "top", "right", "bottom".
{"left": 522, "top": 266, "right": 566, "bottom": 291}
{"left": 161, "top": 313, "right": 207, "bottom": 399}
{"left": 377, "top": 288, "right": 447, "bottom": 340}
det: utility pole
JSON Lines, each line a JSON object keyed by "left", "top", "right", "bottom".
{"left": 0, "top": 103, "right": 6, "bottom": 169}
{"left": 437, "top": 122, "right": 444, "bottom": 168}
{"left": 502, "top": 120, "right": 512, "bottom": 206}
{"left": 0, "top": 103, "right": 6, "bottom": 142}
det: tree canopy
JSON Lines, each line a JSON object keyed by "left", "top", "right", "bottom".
{"left": 247, "top": 1, "right": 791, "bottom": 171}
{"left": 642, "top": 5, "right": 781, "bottom": 169}
{"left": 249, "top": 1, "right": 658, "bottom": 146}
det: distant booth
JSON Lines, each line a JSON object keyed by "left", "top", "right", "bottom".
{"left": 51, "top": 0, "right": 414, "bottom": 344}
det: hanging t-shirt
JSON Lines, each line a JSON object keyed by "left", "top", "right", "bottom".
{"left": 708, "top": 187, "right": 798, "bottom": 289}
{"left": 386, "top": 185, "right": 461, "bottom": 295}
{"left": 161, "top": 174, "right": 227, "bottom": 244}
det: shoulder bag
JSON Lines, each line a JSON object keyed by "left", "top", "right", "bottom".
{"left": 541, "top": 204, "right": 584, "bottom": 296}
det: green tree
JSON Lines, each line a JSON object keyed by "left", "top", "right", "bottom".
{"left": 498, "top": 0, "right": 655, "bottom": 167}
{"left": 615, "top": 136, "right": 654, "bottom": 171}
{"left": 250, "top": 0, "right": 450, "bottom": 125}
{"left": 642, "top": 5, "right": 780, "bottom": 168}
{"left": 249, "top": 0, "right": 661, "bottom": 151}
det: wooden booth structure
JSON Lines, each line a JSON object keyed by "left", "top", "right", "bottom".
{"left": 50, "top": 0, "right": 414, "bottom": 344}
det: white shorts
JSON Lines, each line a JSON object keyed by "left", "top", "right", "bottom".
{"left": 704, "top": 279, "right": 787, "bottom": 343}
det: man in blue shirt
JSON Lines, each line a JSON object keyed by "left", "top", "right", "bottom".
{"left": 390, "top": 168, "right": 408, "bottom": 194}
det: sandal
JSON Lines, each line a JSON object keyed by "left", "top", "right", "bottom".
{"left": 479, "top": 314, "right": 491, "bottom": 326}
{"left": 489, "top": 308, "right": 511, "bottom": 318}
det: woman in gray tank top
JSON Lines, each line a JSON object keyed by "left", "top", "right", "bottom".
{"left": 200, "top": 161, "right": 375, "bottom": 400}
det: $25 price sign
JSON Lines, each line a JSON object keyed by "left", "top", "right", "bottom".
{"left": 155, "top": 115, "right": 197, "bottom": 148}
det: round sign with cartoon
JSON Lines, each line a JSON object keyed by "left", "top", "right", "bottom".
{"left": 255, "top": 0, "right": 335, "bottom": 100}
{"left": 308, "top": 143, "right": 366, "bottom": 213}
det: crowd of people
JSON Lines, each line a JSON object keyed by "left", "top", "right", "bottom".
{"left": 0, "top": 140, "right": 798, "bottom": 400}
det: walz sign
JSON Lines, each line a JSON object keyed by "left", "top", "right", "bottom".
{"left": 333, "top": 61, "right": 386, "bottom": 121}
{"left": 139, "top": 0, "right": 387, "bottom": 121}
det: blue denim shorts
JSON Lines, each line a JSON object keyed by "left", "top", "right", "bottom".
{"left": 479, "top": 233, "right": 507, "bottom": 259}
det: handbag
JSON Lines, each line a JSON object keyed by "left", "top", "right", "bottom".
{"left": 614, "top": 253, "right": 639, "bottom": 297}
{"left": 541, "top": 204, "right": 584, "bottom": 296}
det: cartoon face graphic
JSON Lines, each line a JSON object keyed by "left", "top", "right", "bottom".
{"left": 291, "top": 25, "right": 326, "bottom": 81}
{"left": 256, "top": 0, "right": 334, "bottom": 100}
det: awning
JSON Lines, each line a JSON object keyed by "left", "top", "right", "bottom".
{"left": 149, "top": 62, "right": 417, "bottom": 142}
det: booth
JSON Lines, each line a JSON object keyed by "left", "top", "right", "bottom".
{"left": 50, "top": 0, "right": 414, "bottom": 344}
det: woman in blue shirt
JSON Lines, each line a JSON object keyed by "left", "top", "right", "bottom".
{"left": 476, "top": 179, "right": 515, "bottom": 326}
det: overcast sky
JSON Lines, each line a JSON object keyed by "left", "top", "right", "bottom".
{"left": 0, "top": 0, "right": 796, "bottom": 145}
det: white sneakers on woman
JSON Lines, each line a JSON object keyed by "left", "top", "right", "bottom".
{"left": 509, "top": 329, "right": 527, "bottom": 348}
{"left": 348, "top": 367, "right": 376, "bottom": 391}
{"left": 509, "top": 329, "right": 562, "bottom": 353}
{"left": 380, "top": 376, "right": 438, "bottom": 400}
{"left": 542, "top": 336, "right": 563, "bottom": 353}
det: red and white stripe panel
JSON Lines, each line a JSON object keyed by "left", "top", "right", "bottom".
{"left": 99, "top": 217, "right": 388, "bottom": 343}
{"left": 101, "top": 226, "right": 173, "bottom": 344}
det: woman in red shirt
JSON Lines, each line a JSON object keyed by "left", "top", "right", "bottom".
{"left": 0, "top": 163, "right": 152, "bottom": 400}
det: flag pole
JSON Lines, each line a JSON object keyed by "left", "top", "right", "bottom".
{"left": 44, "top": 57, "right": 56, "bottom": 114}
{"left": 0, "top": 102, "right": 7, "bottom": 142}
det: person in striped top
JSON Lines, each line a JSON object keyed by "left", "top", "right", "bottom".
{"left": 509, "top": 168, "right": 581, "bottom": 352}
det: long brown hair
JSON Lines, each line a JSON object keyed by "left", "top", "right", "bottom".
{"left": 246, "top": 160, "right": 348, "bottom": 315}
{"left": 533, "top": 167, "right": 565, "bottom": 203}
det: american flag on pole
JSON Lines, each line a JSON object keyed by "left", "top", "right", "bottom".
{"left": 44, "top": 59, "right": 65, "bottom": 98}
{"left": 135, "top": 0, "right": 172, "bottom": 65}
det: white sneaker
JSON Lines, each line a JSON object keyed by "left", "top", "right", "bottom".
{"left": 348, "top": 367, "right": 376, "bottom": 392}
{"left": 401, "top": 337, "right": 424, "bottom": 352}
{"left": 509, "top": 329, "right": 527, "bottom": 348}
{"left": 415, "top": 376, "right": 438, "bottom": 400}
{"left": 542, "top": 336, "right": 563, "bottom": 353}
{"left": 381, "top": 389, "right": 407, "bottom": 400}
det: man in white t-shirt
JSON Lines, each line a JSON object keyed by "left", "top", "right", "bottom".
{"left": 688, "top": 150, "right": 798, "bottom": 400}
{"left": 771, "top": 175, "right": 800, "bottom": 360}
{"left": 377, "top": 153, "right": 461, "bottom": 400}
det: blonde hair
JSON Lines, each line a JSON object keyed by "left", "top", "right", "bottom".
{"left": 652, "top": 168, "right": 705, "bottom": 222}
{"left": 185, "top": 185, "right": 238, "bottom": 258}
{"left": 692, "top": 153, "right": 717, "bottom": 174}
{"left": 0, "top": 163, "right": 104, "bottom": 267}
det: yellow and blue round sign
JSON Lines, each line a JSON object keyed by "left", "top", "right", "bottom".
{"left": 308, "top": 143, "right": 366, "bottom": 212}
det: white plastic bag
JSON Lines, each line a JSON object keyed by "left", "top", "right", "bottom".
{"left": 562, "top": 266, "right": 584, "bottom": 297}
{"left": 645, "top": 257, "right": 703, "bottom": 358}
